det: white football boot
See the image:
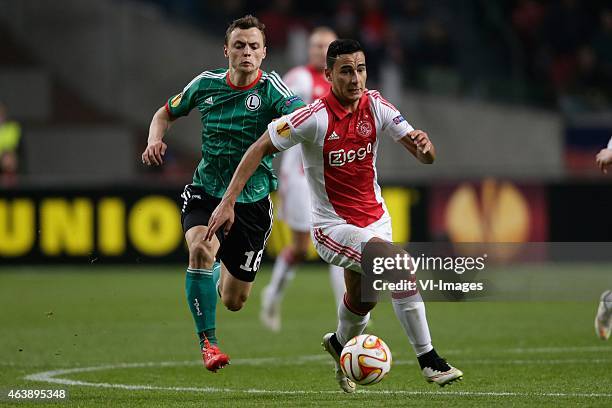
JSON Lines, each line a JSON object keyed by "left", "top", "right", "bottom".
{"left": 322, "top": 333, "right": 356, "bottom": 393}
{"left": 259, "top": 286, "right": 281, "bottom": 332}
{"left": 422, "top": 364, "right": 464, "bottom": 387}
{"left": 595, "top": 290, "right": 612, "bottom": 340}
{"left": 420, "top": 350, "right": 463, "bottom": 387}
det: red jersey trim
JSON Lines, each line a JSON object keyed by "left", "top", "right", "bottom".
{"left": 164, "top": 102, "right": 175, "bottom": 118}
{"left": 313, "top": 228, "right": 362, "bottom": 263}
{"left": 225, "top": 69, "right": 262, "bottom": 90}
{"left": 367, "top": 90, "right": 398, "bottom": 111}
{"left": 292, "top": 100, "right": 325, "bottom": 128}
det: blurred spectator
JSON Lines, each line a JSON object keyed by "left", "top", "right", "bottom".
{"left": 414, "top": 17, "right": 457, "bottom": 94}
{"left": 511, "top": 0, "right": 546, "bottom": 79}
{"left": 512, "top": 0, "right": 545, "bottom": 40}
{"left": 380, "top": 26, "right": 404, "bottom": 103}
{"left": 334, "top": 0, "right": 359, "bottom": 39}
{"left": 540, "top": 0, "right": 591, "bottom": 94}
{"left": 358, "top": 0, "right": 388, "bottom": 84}
{"left": 541, "top": 0, "right": 590, "bottom": 57}
{"left": 559, "top": 46, "right": 608, "bottom": 113}
{"left": 391, "top": 0, "right": 428, "bottom": 54}
{"left": 259, "top": 0, "right": 304, "bottom": 48}
{"left": 390, "top": 0, "right": 428, "bottom": 77}
{"left": 0, "top": 102, "right": 22, "bottom": 187}
{"left": 591, "top": 8, "right": 612, "bottom": 92}
{"left": 415, "top": 18, "right": 454, "bottom": 69}
{"left": 199, "top": 0, "right": 248, "bottom": 33}
{"left": 556, "top": 7, "right": 612, "bottom": 114}
{"left": 141, "top": 0, "right": 612, "bottom": 111}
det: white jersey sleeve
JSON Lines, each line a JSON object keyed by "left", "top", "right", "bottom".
{"left": 608, "top": 137, "right": 612, "bottom": 149}
{"left": 283, "top": 67, "right": 314, "bottom": 103}
{"left": 368, "top": 90, "right": 413, "bottom": 142}
{"left": 268, "top": 103, "right": 321, "bottom": 152}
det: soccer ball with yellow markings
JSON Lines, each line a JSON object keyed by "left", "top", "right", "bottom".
{"left": 340, "top": 334, "right": 392, "bottom": 385}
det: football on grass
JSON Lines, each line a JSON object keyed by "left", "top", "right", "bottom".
{"left": 340, "top": 334, "right": 392, "bottom": 385}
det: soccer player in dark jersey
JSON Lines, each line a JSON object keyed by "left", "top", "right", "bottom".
{"left": 141, "top": 15, "right": 304, "bottom": 372}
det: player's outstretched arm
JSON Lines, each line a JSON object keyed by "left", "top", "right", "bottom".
{"left": 398, "top": 129, "right": 435, "bottom": 164}
{"left": 142, "top": 106, "right": 175, "bottom": 166}
{"left": 205, "top": 131, "right": 280, "bottom": 240}
{"left": 596, "top": 148, "right": 612, "bottom": 174}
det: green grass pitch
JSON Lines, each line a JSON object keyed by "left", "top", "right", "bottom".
{"left": 0, "top": 264, "right": 611, "bottom": 407}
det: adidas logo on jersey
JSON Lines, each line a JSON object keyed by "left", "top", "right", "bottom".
{"left": 327, "top": 131, "right": 340, "bottom": 141}
{"left": 204, "top": 96, "right": 214, "bottom": 105}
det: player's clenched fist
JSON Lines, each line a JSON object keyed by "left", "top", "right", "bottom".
{"left": 409, "top": 129, "right": 432, "bottom": 154}
{"left": 142, "top": 141, "right": 167, "bottom": 166}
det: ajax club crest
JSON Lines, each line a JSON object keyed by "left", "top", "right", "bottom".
{"left": 357, "top": 120, "right": 372, "bottom": 137}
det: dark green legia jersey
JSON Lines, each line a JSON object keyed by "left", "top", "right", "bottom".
{"left": 166, "top": 68, "right": 305, "bottom": 203}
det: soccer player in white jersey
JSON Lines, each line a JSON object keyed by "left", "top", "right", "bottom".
{"left": 594, "top": 137, "right": 612, "bottom": 340}
{"left": 260, "top": 27, "right": 347, "bottom": 332}
{"left": 206, "top": 39, "right": 463, "bottom": 391}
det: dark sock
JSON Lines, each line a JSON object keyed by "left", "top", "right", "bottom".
{"left": 198, "top": 329, "right": 217, "bottom": 349}
{"left": 330, "top": 333, "right": 344, "bottom": 355}
{"left": 185, "top": 267, "right": 219, "bottom": 347}
{"left": 417, "top": 348, "right": 449, "bottom": 370}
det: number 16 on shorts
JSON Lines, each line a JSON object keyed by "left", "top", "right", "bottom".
{"left": 239, "top": 250, "right": 263, "bottom": 272}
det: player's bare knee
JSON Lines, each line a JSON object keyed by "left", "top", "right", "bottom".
{"left": 362, "top": 237, "right": 398, "bottom": 260}
{"left": 223, "top": 299, "right": 243, "bottom": 312}
{"left": 346, "top": 292, "right": 377, "bottom": 313}
{"left": 188, "top": 239, "right": 216, "bottom": 269}
{"left": 222, "top": 294, "right": 247, "bottom": 312}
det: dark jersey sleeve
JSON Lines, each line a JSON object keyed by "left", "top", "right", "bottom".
{"left": 165, "top": 74, "right": 203, "bottom": 117}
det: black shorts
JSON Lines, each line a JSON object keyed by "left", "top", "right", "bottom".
{"left": 180, "top": 184, "right": 273, "bottom": 282}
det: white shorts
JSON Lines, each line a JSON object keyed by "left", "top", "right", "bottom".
{"left": 278, "top": 146, "right": 311, "bottom": 232}
{"left": 311, "top": 215, "right": 392, "bottom": 273}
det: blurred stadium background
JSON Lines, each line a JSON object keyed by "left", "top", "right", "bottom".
{"left": 1, "top": 0, "right": 611, "bottom": 406}
{"left": 1, "top": 0, "right": 612, "bottom": 264}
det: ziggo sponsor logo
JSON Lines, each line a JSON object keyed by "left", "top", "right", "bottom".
{"left": 328, "top": 142, "right": 373, "bottom": 167}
